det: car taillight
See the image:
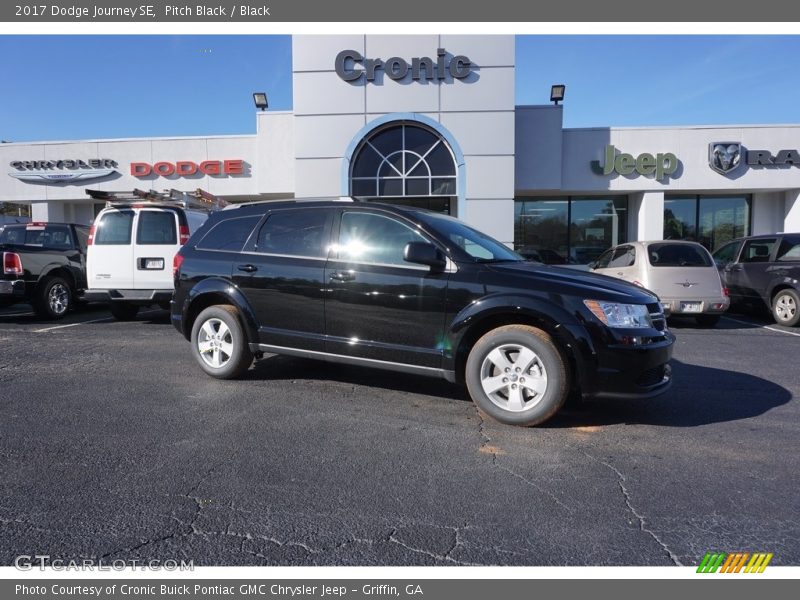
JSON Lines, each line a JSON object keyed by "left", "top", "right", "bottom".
{"left": 723, "top": 287, "right": 730, "bottom": 297}
{"left": 179, "top": 225, "right": 190, "bottom": 245}
{"left": 173, "top": 253, "right": 184, "bottom": 277}
{"left": 3, "top": 252, "right": 23, "bottom": 275}
{"left": 87, "top": 225, "right": 96, "bottom": 246}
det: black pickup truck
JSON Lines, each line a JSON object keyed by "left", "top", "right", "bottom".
{"left": 0, "top": 222, "right": 90, "bottom": 319}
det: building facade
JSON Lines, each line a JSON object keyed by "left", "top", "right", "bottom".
{"left": 2, "top": 34, "right": 799, "bottom": 262}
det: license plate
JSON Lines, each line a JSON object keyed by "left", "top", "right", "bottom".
{"left": 143, "top": 258, "right": 164, "bottom": 270}
{"left": 680, "top": 301, "right": 702, "bottom": 313}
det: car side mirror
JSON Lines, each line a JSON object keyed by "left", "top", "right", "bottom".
{"left": 404, "top": 241, "right": 446, "bottom": 270}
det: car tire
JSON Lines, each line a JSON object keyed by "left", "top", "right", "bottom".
{"left": 465, "top": 324, "right": 568, "bottom": 427}
{"left": 109, "top": 303, "right": 140, "bottom": 321}
{"left": 695, "top": 314, "right": 721, "bottom": 328}
{"left": 32, "top": 276, "right": 72, "bottom": 320}
{"left": 772, "top": 288, "right": 800, "bottom": 327}
{"left": 191, "top": 305, "right": 253, "bottom": 379}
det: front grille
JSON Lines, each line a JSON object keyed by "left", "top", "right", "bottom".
{"left": 647, "top": 303, "right": 666, "bottom": 331}
{"left": 637, "top": 365, "right": 666, "bottom": 387}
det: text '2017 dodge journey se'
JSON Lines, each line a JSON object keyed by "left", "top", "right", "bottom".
{"left": 171, "top": 200, "right": 674, "bottom": 426}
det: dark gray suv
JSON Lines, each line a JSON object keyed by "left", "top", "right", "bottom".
{"left": 713, "top": 233, "right": 800, "bottom": 326}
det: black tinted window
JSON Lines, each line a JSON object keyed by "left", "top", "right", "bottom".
{"left": 594, "top": 249, "right": 614, "bottom": 269}
{"left": 776, "top": 236, "right": 800, "bottom": 262}
{"left": 197, "top": 216, "right": 260, "bottom": 252}
{"left": 136, "top": 211, "right": 177, "bottom": 245}
{"left": 0, "top": 225, "right": 73, "bottom": 248}
{"left": 712, "top": 241, "right": 740, "bottom": 266}
{"left": 256, "top": 210, "right": 330, "bottom": 257}
{"left": 95, "top": 210, "right": 133, "bottom": 245}
{"left": 43, "top": 225, "right": 73, "bottom": 250}
{"left": 648, "top": 243, "right": 712, "bottom": 267}
{"left": 741, "top": 239, "right": 777, "bottom": 263}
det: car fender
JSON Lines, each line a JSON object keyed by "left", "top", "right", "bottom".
{"left": 37, "top": 261, "right": 74, "bottom": 287}
{"left": 446, "top": 292, "right": 596, "bottom": 382}
{"left": 182, "top": 277, "right": 259, "bottom": 343}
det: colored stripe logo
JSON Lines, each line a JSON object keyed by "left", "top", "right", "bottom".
{"left": 697, "top": 552, "right": 773, "bottom": 573}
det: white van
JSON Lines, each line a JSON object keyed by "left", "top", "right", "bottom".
{"left": 85, "top": 202, "right": 209, "bottom": 320}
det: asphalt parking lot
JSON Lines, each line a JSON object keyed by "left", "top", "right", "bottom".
{"left": 0, "top": 302, "right": 797, "bottom": 566}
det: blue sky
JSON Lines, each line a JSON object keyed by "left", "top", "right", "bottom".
{"left": 1, "top": 35, "right": 798, "bottom": 142}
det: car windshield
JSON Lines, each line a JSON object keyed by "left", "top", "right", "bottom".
{"left": 413, "top": 211, "right": 523, "bottom": 263}
{"left": 648, "top": 243, "right": 712, "bottom": 267}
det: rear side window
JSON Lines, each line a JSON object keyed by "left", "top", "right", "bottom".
{"left": 256, "top": 209, "right": 330, "bottom": 257}
{"left": 740, "top": 238, "right": 777, "bottom": 263}
{"left": 42, "top": 225, "right": 73, "bottom": 250}
{"left": 136, "top": 211, "right": 177, "bottom": 245}
{"left": 776, "top": 236, "right": 800, "bottom": 262}
{"left": 648, "top": 243, "right": 712, "bottom": 267}
{"left": 95, "top": 210, "right": 134, "bottom": 245}
{"left": 608, "top": 245, "right": 636, "bottom": 268}
{"left": 196, "top": 215, "right": 260, "bottom": 252}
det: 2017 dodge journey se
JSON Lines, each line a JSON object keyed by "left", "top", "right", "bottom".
{"left": 171, "top": 199, "right": 674, "bottom": 426}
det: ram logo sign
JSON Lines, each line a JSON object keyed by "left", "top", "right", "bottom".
{"left": 709, "top": 142, "right": 743, "bottom": 175}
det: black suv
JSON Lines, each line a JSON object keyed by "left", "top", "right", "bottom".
{"left": 0, "top": 222, "right": 89, "bottom": 318}
{"left": 713, "top": 233, "right": 800, "bottom": 326}
{"left": 171, "top": 200, "right": 674, "bottom": 426}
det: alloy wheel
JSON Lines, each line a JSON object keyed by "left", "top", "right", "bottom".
{"left": 479, "top": 343, "right": 548, "bottom": 412}
{"left": 48, "top": 283, "right": 69, "bottom": 315}
{"left": 197, "top": 318, "right": 234, "bottom": 368}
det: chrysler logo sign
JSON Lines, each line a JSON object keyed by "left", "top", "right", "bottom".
{"left": 709, "top": 142, "right": 800, "bottom": 175}
{"left": 335, "top": 48, "right": 472, "bottom": 83}
{"left": 9, "top": 159, "right": 118, "bottom": 183}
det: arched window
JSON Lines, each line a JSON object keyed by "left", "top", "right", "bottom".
{"left": 350, "top": 122, "right": 457, "bottom": 199}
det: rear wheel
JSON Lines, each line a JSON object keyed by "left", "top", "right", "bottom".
{"left": 695, "top": 314, "right": 721, "bottom": 328}
{"left": 772, "top": 289, "right": 800, "bottom": 326}
{"left": 32, "top": 276, "right": 72, "bottom": 320}
{"left": 465, "top": 325, "right": 568, "bottom": 427}
{"left": 109, "top": 303, "right": 139, "bottom": 321}
{"left": 191, "top": 305, "right": 253, "bottom": 379}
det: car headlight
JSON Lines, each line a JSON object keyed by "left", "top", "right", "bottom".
{"left": 583, "top": 300, "right": 652, "bottom": 328}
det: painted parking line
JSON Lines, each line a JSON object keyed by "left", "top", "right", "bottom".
{"left": 723, "top": 315, "right": 800, "bottom": 338}
{"left": 32, "top": 309, "right": 165, "bottom": 333}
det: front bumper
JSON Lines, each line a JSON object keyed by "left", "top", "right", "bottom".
{"left": 0, "top": 279, "right": 26, "bottom": 300}
{"left": 571, "top": 322, "right": 675, "bottom": 401}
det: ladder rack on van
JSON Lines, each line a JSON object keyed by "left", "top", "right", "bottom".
{"left": 84, "top": 188, "right": 228, "bottom": 211}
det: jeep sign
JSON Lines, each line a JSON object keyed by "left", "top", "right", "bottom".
{"left": 335, "top": 48, "right": 472, "bottom": 83}
{"left": 591, "top": 145, "right": 679, "bottom": 181}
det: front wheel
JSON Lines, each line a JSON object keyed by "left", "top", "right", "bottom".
{"left": 465, "top": 324, "right": 568, "bottom": 426}
{"left": 772, "top": 289, "right": 800, "bottom": 326}
{"left": 33, "top": 276, "right": 72, "bottom": 320}
{"left": 191, "top": 305, "right": 253, "bottom": 379}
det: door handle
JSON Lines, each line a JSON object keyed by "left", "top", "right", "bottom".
{"left": 329, "top": 271, "right": 355, "bottom": 282}
{"left": 237, "top": 264, "right": 258, "bottom": 273}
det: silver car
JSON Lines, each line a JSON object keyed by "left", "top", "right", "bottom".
{"left": 591, "top": 240, "right": 730, "bottom": 327}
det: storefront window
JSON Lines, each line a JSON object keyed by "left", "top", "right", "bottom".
{"left": 664, "top": 195, "right": 750, "bottom": 252}
{"left": 514, "top": 196, "right": 627, "bottom": 265}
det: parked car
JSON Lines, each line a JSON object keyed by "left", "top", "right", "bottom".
{"left": 170, "top": 199, "right": 674, "bottom": 427}
{"left": 0, "top": 221, "right": 89, "bottom": 318}
{"left": 84, "top": 201, "right": 209, "bottom": 320}
{"left": 712, "top": 233, "right": 800, "bottom": 326}
{"left": 591, "top": 241, "right": 729, "bottom": 327}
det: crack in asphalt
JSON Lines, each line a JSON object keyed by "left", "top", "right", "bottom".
{"left": 386, "top": 526, "right": 479, "bottom": 566}
{"left": 582, "top": 451, "right": 683, "bottom": 566}
{"left": 475, "top": 408, "right": 571, "bottom": 511}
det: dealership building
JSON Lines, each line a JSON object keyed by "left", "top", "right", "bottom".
{"left": 2, "top": 34, "right": 799, "bottom": 261}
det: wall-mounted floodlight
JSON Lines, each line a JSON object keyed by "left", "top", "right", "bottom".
{"left": 253, "top": 92, "right": 268, "bottom": 111}
{"left": 550, "top": 84, "right": 566, "bottom": 105}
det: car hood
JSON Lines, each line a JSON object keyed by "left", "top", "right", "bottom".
{"left": 485, "top": 262, "right": 660, "bottom": 304}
